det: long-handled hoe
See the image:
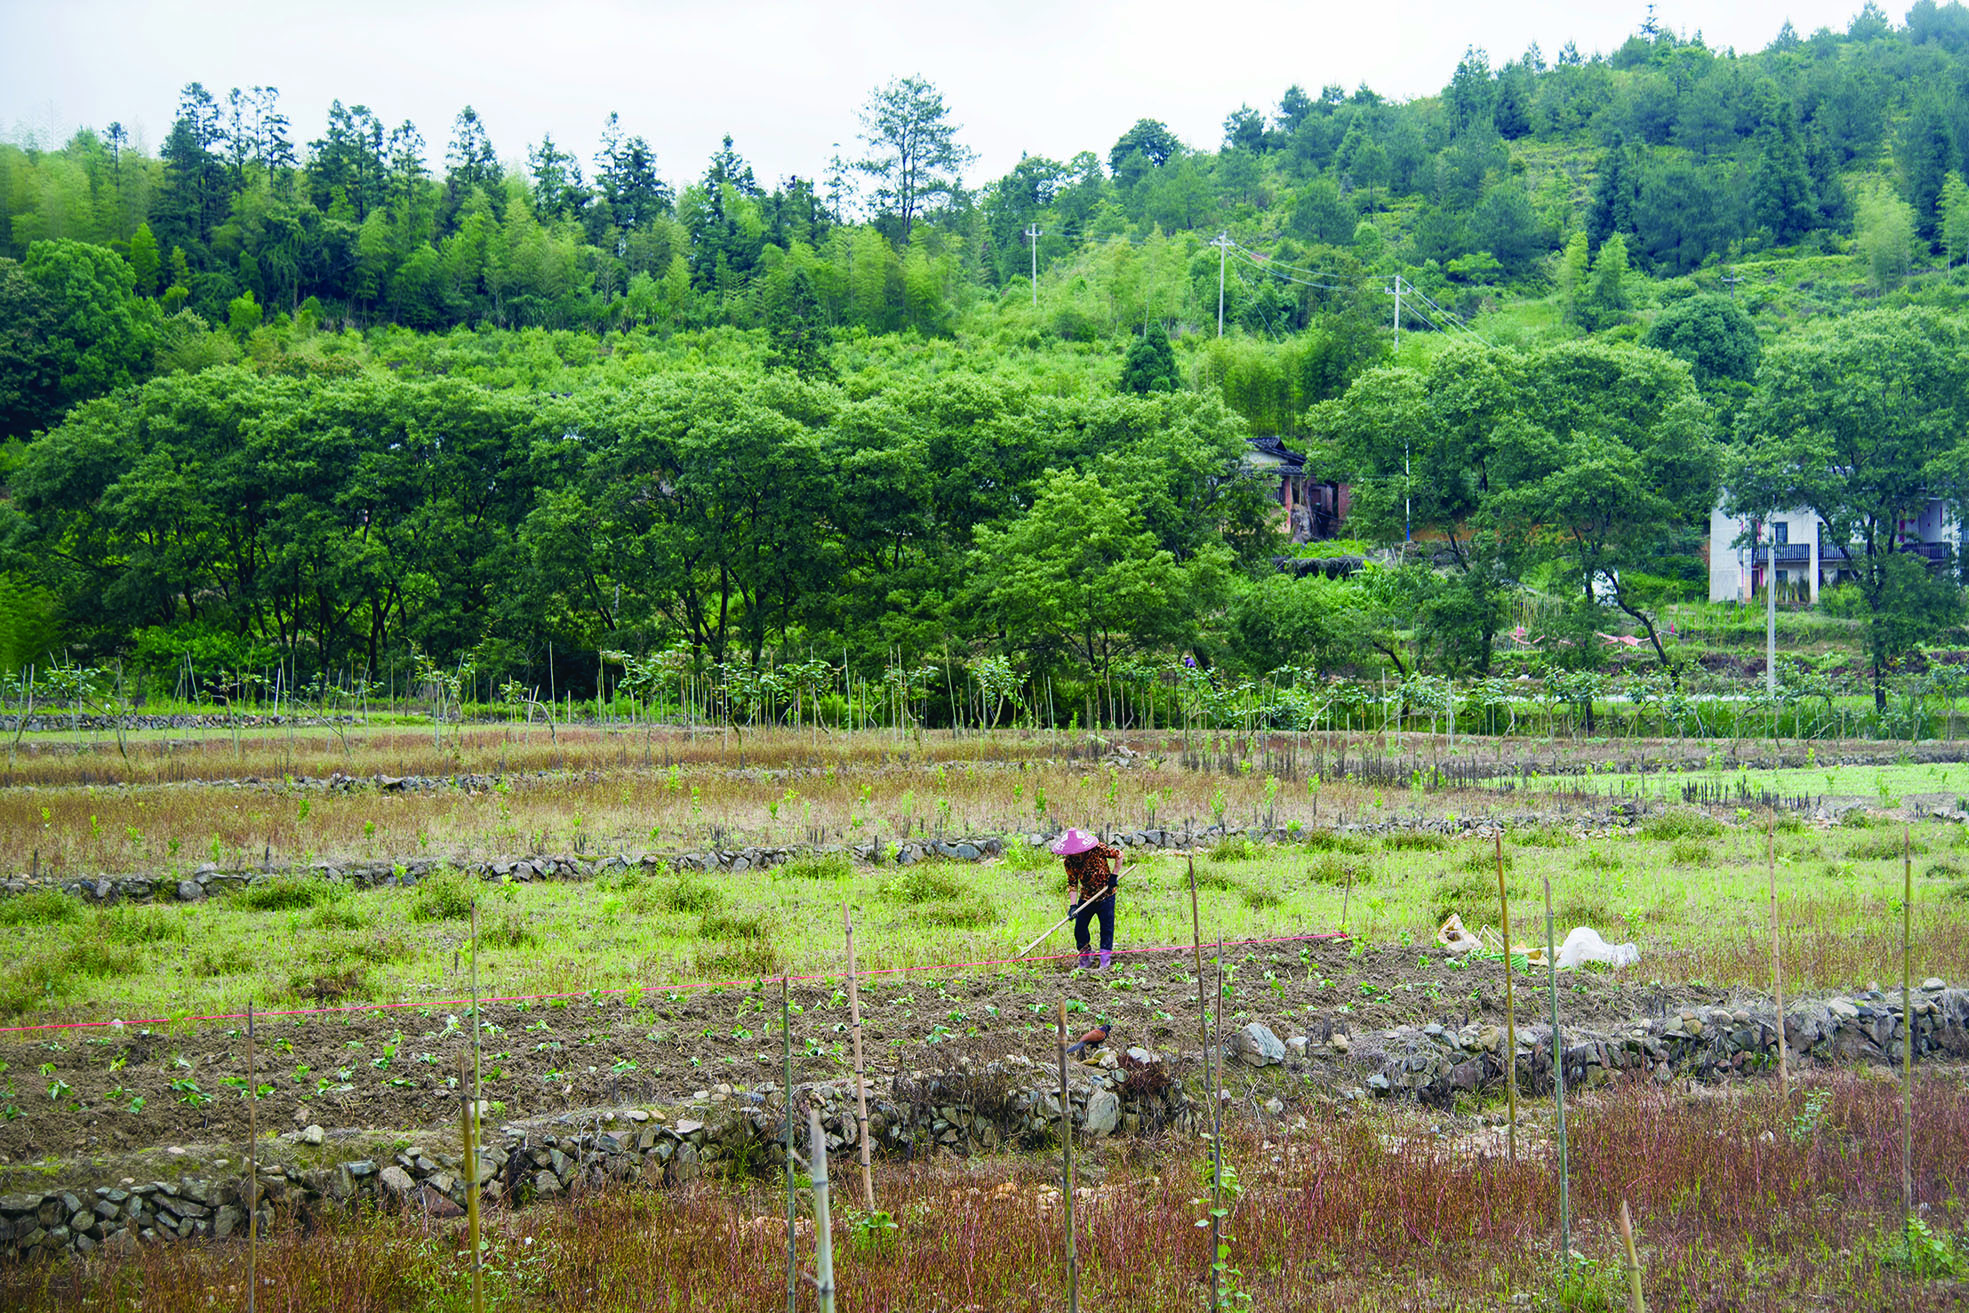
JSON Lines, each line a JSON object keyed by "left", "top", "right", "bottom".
{"left": 1016, "top": 865, "right": 1129, "bottom": 959}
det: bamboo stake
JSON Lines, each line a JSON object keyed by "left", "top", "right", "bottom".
{"left": 1209, "top": 938, "right": 1225, "bottom": 1313}
{"left": 1546, "top": 875, "right": 1571, "bottom": 1268}
{"left": 1766, "top": 812, "right": 1788, "bottom": 1101}
{"left": 246, "top": 999, "right": 257, "bottom": 1313}
{"left": 1188, "top": 857, "right": 1208, "bottom": 1044}
{"left": 467, "top": 898, "right": 483, "bottom": 1313}
{"left": 1902, "top": 824, "right": 1914, "bottom": 1219}
{"left": 1617, "top": 1199, "right": 1645, "bottom": 1313}
{"left": 844, "top": 905, "right": 874, "bottom": 1211}
{"left": 809, "top": 1107, "right": 835, "bottom": 1313}
{"left": 782, "top": 974, "right": 796, "bottom": 1313}
{"left": 454, "top": 1051, "right": 480, "bottom": 1313}
{"left": 1497, "top": 833, "right": 1517, "bottom": 1164}
{"left": 1055, "top": 1000, "right": 1079, "bottom": 1313}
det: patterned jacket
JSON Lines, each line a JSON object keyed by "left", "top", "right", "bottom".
{"left": 1063, "top": 843, "right": 1121, "bottom": 903}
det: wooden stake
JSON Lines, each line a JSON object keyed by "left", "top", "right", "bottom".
{"left": 1766, "top": 812, "right": 1788, "bottom": 1101}
{"left": 1055, "top": 999, "right": 1079, "bottom": 1313}
{"left": 809, "top": 1108, "right": 835, "bottom": 1313}
{"left": 1546, "top": 875, "right": 1570, "bottom": 1268}
{"left": 246, "top": 999, "right": 257, "bottom": 1313}
{"left": 1497, "top": 833, "right": 1517, "bottom": 1164}
{"left": 782, "top": 974, "right": 796, "bottom": 1313}
{"left": 1617, "top": 1198, "right": 1645, "bottom": 1313}
{"left": 1902, "top": 823, "right": 1914, "bottom": 1219}
{"left": 1188, "top": 856, "right": 1207, "bottom": 1044}
{"left": 844, "top": 905, "right": 874, "bottom": 1211}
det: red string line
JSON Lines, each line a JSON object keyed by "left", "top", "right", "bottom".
{"left": 0, "top": 929, "right": 1350, "bottom": 1036}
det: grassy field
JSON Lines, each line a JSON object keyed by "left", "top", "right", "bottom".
{"left": 4, "top": 722, "right": 1968, "bottom": 1307}
{"left": 4, "top": 793, "right": 1964, "bottom": 1025}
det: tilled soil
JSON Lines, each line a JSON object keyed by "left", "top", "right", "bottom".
{"left": 0, "top": 941, "right": 1739, "bottom": 1165}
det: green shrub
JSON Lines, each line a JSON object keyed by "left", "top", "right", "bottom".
{"left": 1302, "top": 830, "right": 1370, "bottom": 855}
{"left": 777, "top": 852, "right": 855, "bottom": 882}
{"left": 1460, "top": 847, "right": 1511, "bottom": 874}
{"left": 1382, "top": 832, "right": 1448, "bottom": 853}
{"left": 238, "top": 875, "right": 339, "bottom": 911}
{"left": 1639, "top": 810, "right": 1723, "bottom": 841}
{"left": 884, "top": 864, "right": 965, "bottom": 905}
{"left": 1670, "top": 840, "right": 1711, "bottom": 865}
{"left": 0, "top": 890, "right": 81, "bottom": 927}
{"left": 409, "top": 871, "right": 476, "bottom": 922}
{"left": 1840, "top": 809, "right": 1878, "bottom": 828}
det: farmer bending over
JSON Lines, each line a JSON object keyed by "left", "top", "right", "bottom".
{"left": 1052, "top": 828, "right": 1120, "bottom": 971}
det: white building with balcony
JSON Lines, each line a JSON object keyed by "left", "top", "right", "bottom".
{"left": 1709, "top": 497, "right": 1959, "bottom": 603}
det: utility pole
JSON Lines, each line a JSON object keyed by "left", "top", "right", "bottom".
{"left": 1211, "top": 231, "right": 1230, "bottom": 337}
{"left": 1766, "top": 515, "right": 1778, "bottom": 698}
{"left": 1025, "top": 224, "right": 1043, "bottom": 308}
{"left": 1387, "top": 274, "right": 1405, "bottom": 353}
{"left": 1722, "top": 268, "right": 1742, "bottom": 298}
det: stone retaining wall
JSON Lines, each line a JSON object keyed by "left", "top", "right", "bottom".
{"left": 0, "top": 1053, "right": 1186, "bottom": 1264}
{"left": 4, "top": 984, "right": 1966, "bottom": 1264}
{"left": 4, "top": 811, "right": 1704, "bottom": 905}
{"left": 1254, "top": 982, "right": 1969, "bottom": 1104}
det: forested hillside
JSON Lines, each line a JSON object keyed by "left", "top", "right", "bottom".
{"left": 8, "top": 4, "right": 1969, "bottom": 716}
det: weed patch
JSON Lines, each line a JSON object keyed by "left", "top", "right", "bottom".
{"left": 409, "top": 871, "right": 476, "bottom": 922}
{"left": 96, "top": 904, "right": 183, "bottom": 945}
{"left": 776, "top": 852, "right": 854, "bottom": 882}
{"left": 1210, "top": 835, "right": 1257, "bottom": 862}
{"left": 237, "top": 875, "right": 339, "bottom": 912}
{"left": 1459, "top": 847, "right": 1511, "bottom": 874}
{"left": 0, "top": 890, "right": 81, "bottom": 927}
{"left": 1302, "top": 831, "right": 1370, "bottom": 855}
{"left": 884, "top": 864, "right": 966, "bottom": 905}
{"left": 1847, "top": 833, "right": 1926, "bottom": 862}
{"left": 1432, "top": 870, "right": 1513, "bottom": 924}
{"left": 1670, "top": 840, "right": 1712, "bottom": 865}
{"left": 999, "top": 840, "right": 1052, "bottom": 872}
{"left": 1639, "top": 810, "right": 1723, "bottom": 841}
{"left": 920, "top": 898, "right": 997, "bottom": 929}
{"left": 1308, "top": 854, "right": 1367, "bottom": 888}
{"left": 477, "top": 910, "right": 539, "bottom": 950}
{"left": 1514, "top": 824, "right": 1578, "bottom": 848}
{"left": 1381, "top": 833, "right": 1448, "bottom": 853}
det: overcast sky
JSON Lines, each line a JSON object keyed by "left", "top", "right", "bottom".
{"left": 2, "top": 1, "right": 1886, "bottom": 189}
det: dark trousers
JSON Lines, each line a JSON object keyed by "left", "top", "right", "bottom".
{"left": 1074, "top": 889, "right": 1115, "bottom": 956}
